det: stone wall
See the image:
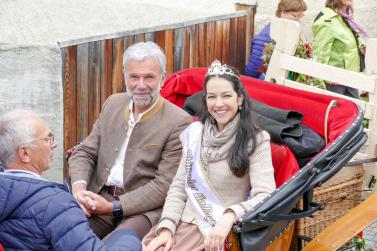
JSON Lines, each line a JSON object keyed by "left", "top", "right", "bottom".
{"left": 0, "top": 45, "right": 63, "bottom": 182}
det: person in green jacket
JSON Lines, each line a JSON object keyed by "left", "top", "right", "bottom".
{"left": 312, "top": 0, "right": 368, "bottom": 99}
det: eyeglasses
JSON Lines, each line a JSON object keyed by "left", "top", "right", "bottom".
{"left": 24, "top": 135, "right": 55, "bottom": 147}
{"left": 288, "top": 11, "right": 304, "bottom": 19}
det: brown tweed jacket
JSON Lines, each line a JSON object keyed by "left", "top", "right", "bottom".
{"left": 68, "top": 93, "right": 192, "bottom": 225}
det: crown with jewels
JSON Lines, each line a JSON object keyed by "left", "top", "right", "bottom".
{"left": 205, "top": 60, "right": 240, "bottom": 79}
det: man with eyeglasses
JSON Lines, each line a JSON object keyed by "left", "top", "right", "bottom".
{"left": 68, "top": 41, "right": 191, "bottom": 247}
{"left": 0, "top": 110, "right": 142, "bottom": 250}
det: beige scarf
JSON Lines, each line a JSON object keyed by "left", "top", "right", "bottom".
{"left": 201, "top": 114, "right": 240, "bottom": 163}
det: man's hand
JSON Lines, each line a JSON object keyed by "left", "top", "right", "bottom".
{"left": 204, "top": 212, "right": 236, "bottom": 251}
{"left": 146, "top": 228, "right": 173, "bottom": 251}
{"left": 72, "top": 182, "right": 94, "bottom": 216}
{"left": 81, "top": 190, "right": 113, "bottom": 216}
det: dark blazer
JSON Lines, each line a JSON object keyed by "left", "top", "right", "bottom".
{"left": 69, "top": 93, "right": 192, "bottom": 224}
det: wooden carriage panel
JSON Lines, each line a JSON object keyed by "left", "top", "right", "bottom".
{"left": 228, "top": 17, "right": 238, "bottom": 70}
{"left": 112, "top": 37, "right": 125, "bottom": 94}
{"left": 100, "top": 39, "right": 113, "bottom": 106}
{"left": 76, "top": 43, "right": 90, "bottom": 142}
{"left": 88, "top": 42, "right": 101, "bottom": 133}
{"left": 62, "top": 45, "right": 77, "bottom": 178}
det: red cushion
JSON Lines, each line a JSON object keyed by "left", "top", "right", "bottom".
{"left": 270, "top": 143, "right": 299, "bottom": 187}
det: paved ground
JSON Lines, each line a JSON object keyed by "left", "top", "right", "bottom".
{"left": 364, "top": 222, "right": 377, "bottom": 250}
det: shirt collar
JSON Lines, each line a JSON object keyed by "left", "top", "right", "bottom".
{"left": 4, "top": 169, "right": 43, "bottom": 179}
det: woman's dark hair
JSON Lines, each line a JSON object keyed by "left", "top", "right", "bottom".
{"left": 199, "top": 67, "right": 260, "bottom": 177}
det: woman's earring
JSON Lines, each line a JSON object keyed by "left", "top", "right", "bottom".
{"left": 238, "top": 105, "right": 242, "bottom": 110}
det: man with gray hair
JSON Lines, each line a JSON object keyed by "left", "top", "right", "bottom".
{"left": 0, "top": 110, "right": 141, "bottom": 250}
{"left": 68, "top": 41, "right": 191, "bottom": 245}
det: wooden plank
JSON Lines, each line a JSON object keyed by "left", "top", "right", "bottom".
{"left": 191, "top": 24, "right": 199, "bottom": 67}
{"left": 198, "top": 22, "right": 206, "bottom": 67}
{"left": 164, "top": 29, "right": 175, "bottom": 75}
{"left": 237, "top": 15, "right": 247, "bottom": 73}
{"left": 247, "top": 6, "right": 256, "bottom": 63}
{"left": 265, "top": 18, "right": 300, "bottom": 83}
{"left": 154, "top": 30, "right": 166, "bottom": 51}
{"left": 221, "top": 19, "right": 230, "bottom": 65}
{"left": 174, "top": 28, "right": 185, "bottom": 72}
{"left": 206, "top": 21, "right": 216, "bottom": 65}
{"left": 135, "top": 33, "right": 145, "bottom": 43}
{"left": 228, "top": 17, "right": 238, "bottom": 67}
{"left": 145, "top": 32, "right": 155, "bottom": 42}
{"left": 235, "top": 4, "right": 256, "bottom": 63}
{"left": 100, "top": 39, "right": 113, "bottom": 105}
{"left": 214, "top": 20, "right": 223, "bottom": 62}
{"left": 125, "top": 35, "right": 136, "bottom": 48}
{"left": 266, "top": 223, "right": 294, "bottom": 251}
{"left": 76, "top": 43, "right": 89, "bottom": 141}
{"left": 88, "top": 42, "right": 101, "bottom": 133}
{"left": 62, "top": 45, "right": 77, "bottom": 178}
{"left": 365, "top": 38, "right": 377, "bottom": 75}
{"left": 112, "top": 37, "right": 125, "bottom": 94}
{"left": 280, "top": 78, "right": 370, "bottom": 114}
{"left": 183, "top": 28, "right": 191, "bottom": 69}
{"left": 280, "top": 54, "right": 377, "bottom": 93}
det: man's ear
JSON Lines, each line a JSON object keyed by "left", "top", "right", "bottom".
{"left": 160, "top": 73, "right": 167, "bottom": 88}
{"left": 18, "top": 146, "right": 31, "bottom": 163}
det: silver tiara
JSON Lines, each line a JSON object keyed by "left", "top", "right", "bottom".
{"left": 205, "top": 60, "right": 240, "bottom": 79}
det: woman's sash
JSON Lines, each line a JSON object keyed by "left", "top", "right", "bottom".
{"left": 182, "top": 122, "right": 225, "bottom": 236}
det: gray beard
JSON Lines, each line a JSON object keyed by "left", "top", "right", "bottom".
{"left": 129, "top": 82, "right": 161, "bottom": 109}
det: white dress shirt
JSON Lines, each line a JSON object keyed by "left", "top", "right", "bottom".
{"left": 106, "top": 98, "right": 160, "bottom": 187}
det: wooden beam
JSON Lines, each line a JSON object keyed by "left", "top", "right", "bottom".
{"left": 303, "top": 192, "right": 377, "bottom": 251}
{"left": 280, "top": 54, "right": 377, "bottom": 93}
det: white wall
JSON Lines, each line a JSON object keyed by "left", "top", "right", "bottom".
{"left": 254, "top": 0, "right": 377, "bottom": 41}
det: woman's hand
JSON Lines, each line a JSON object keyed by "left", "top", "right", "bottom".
{"left": 146, "top": 229, "right": 173, "bottom": 251}
{"left": 205, "top": 212, "right": 237, "bottom": 251}
{"left": 360, "top": 46, "right": 366, "bottom": 56}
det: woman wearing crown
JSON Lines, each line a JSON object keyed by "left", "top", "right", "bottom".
{"left": 143, "top": 60, "right": 276, "bottom": 251}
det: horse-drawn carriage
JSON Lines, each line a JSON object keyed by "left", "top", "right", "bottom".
{"left": 58, "top": 10, "right": 377, "bottom": 250}
{"left": 158, "top": 18, "right": 377, "bottom": 251}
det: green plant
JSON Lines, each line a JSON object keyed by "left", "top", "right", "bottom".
{"left": 353, "top": 235, "right": 374, "bottom": 251}
{"left": 260, "top": 38, "right": 326, "bottom": 88}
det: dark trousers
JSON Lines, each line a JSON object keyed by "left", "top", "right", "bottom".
{"left": 88, "top": 189, "right": 152, "bottom": 246}
{"left": 326, "top": 84, "right": 359, "bottom": 99}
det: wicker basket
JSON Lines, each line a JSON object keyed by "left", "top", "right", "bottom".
{"left": 293, "top": 167, "right": 364, "bottom": 248}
